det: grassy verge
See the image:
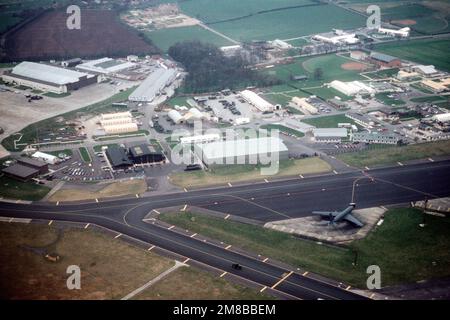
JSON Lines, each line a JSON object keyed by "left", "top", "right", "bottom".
{"left": 158, "top": 208, "right": 450, "bottom": 287}
{"left": 169, "top": 157, "right": 331, "bottom": 188}
{"left": 0, "top": 175, "right": 50, "bottom": 201}
{"left": 135, "top": 266, "right": 272, "bottom": 300}
{"left": 0, "top": 222, "right": 173, "bottom": 299}
{"left": 43, "top": 92, "right": 71, "bottom": 98}
{"left": 45, "top": 149, "right": 73, "bottom": 157}
{"left": 260, "top": 124, "right": 304, "bottom": 137}
{"left": 93, "top": 144, "right": 119, "bottom": 152}
{"left": 302, "top": 114, "right": 357, "bottom": 128}
{"left": 48, "top": 179, "right": 148, "bottom": 202}
{"left": 337, "top": 140, "right": 450, "bottom": 167}
{"left": 78, "top": 147, "right": 91, "bottom": 162}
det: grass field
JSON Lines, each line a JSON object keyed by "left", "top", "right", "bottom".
{"left": 144, "top": 25, "right": 233, "bottom": 52}
{"left": 93, "top": 144, "right": 119, "bottom": 153}
{"left": 337, "top": 140, "right": 450, "bottom": 168}
{"left": 205, "top": 4, "right": 366, "bottom": 41}
{"left": 78, "top": 147, "right": 91, "bottom": 163}
{"left": 302, "top": 114, "right": 356, "bottom": 128}
{"left": 169, "top": 157, "right": 331, "bottom": 188}
{"left": 48, "top": 179, "right": 147, "bottom": 202}
{"left": 158, "top": 208, "right": 450, "bottom": 287}
{"left": 45, "top": 149, "right": 73, "bottom": 157}
{"left": 263, "top": 54, "right": 366, "bottom": 90}
{"left": 375, "top": 93, "right": 405, "bottom": 106}
{"left": 374, "top": 39, "right": 450, "bottom": 72}
{"left": 259, "top": 124, "right": 304, "bottom": 137}
{"left": 43, "top": 92, "right": 71, "bottom": 98}
{"left": 135, "top": 266, "right": 272, "bottom": 300}
{"left": 0, "top": 175, "right": 50, "bottom": 201}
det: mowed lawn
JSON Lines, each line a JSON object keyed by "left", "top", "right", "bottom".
{"left": 207, "top": 4, "right": 366, "bottom": 41}
{"left": 302, "top": 114, "right": 357, "bottom": 128}
{"left": 374, "top": 39, "right": 450, "bottom": 72}
{"left": 169, "top": 157, "right": 331, "bottom": 188}
{"left": 158, "top": 208, "right": 450, "bottom": 288}
{"left": 0, "top": 175, "right": 50, "bottom": 201}
{"left": 144, "top": 26, "right": 233, "bottom": 52}
{"left": 337, "top": 140, "right": 450, "bottom": 168}
{"left": 263, "top": 54, "right": 366, "bottom": 89}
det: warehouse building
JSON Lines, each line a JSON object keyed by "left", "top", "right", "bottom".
{"left": 180, "top": 133, "right": 221, "bottom": 145}
{"left": 129, "top": 144, "right": 164, "bottom": 164}
{"left": 100, "top": 112, "right": 132, "bottom": 121}
{"left": 291, "top": 97, "right": 318, "bottom": 114}
{"left": 32, "top": 151, "right": 59, "bottom": 165}
{"left": 240, "top": 90, "right": 274, "bottom": 112}
{"left": 76, "top": 58, "right": 136, "bottom": 75}
{"left": 313, "top": 128, "right": 348, "bottom": 143}
{"left": 104, "top": 123, "right": 138, "bottom": 135}
{"left": 352, "top": 132, "right": 400, "bottom": 145}
{"left": 17, "top": 157, "right": 49, "bottom": 174}
{"left": 1, "top": 62, "right": 98, "bottom": 94}
{"left": 2, "top": 164, "right": 40, "bottom": 182}
{"left": 396, "top": 70, "right": 420, "bottom": 80}
{"left": 194, "top": 137, "right": 288, "bottom": 168}
{"left": 61, "top": 58, "right": 82, "bottom": 68}
{"left": 329, "top": 80, "right": 375, "bottom": 96}
{"left": 100, "top": 112, "right": 138, "bottom": 135}
{"left": 413, "top": 65, "right": 438, "bottom": 76}
{"left": 105, "top": 146, "right": 133, "bottom": 170}
{"left": 346, "top": 113, "right": 375, "bottom": 128}
{"left": 350, "top": 51, "right": 368, "bottom": 61}
{"left": 128, "top": 67, "right": 177, "bottom": 102}
{"left": 369, "top": 52, "right": 401, "bottom": 68}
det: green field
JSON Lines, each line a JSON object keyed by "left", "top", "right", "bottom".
{"left": 78, "top": 147, "right": 91, "bottom": 162}
{"left": 144, "top": 25, "right": 233, "bottom": 52}
{"left": 375, "top": 39, "right": 450, "bottom": 72}
{"left": 259, "top": 124, "right": 304, "bottom": 137}
{"left": 375, "top": 93, "right": 405, "bottom": 106}
{"left": 202, "top": 4, "right": 366, "bottom": 41}
{"left": 410, "top": 95, "right": 449, "bottom": 104}
{"left": 0, "top": 175, "right": 50, "bottom": 201}
{"left": 337, "top": 140, "right": 450, "bottom": 167}
{"left": 45, "top": 149, "right": 73, "bottom": 157}
{"left": 302, "top": 114, "right": 356, "bottom": 128}
{"left": 158, "top": 208, "right": 450, "bottom": 287}
{"left": 43, "top": 92, "right": 71, "bottom": 98}
{"left": 263, "top": 54, "right": 366, "bottom": 90}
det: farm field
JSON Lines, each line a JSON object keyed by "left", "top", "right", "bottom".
{"left": 144, "top": 25, "right": 233, "bottom": 52}
{"left": 374, "top": 39, "right": 450, "bottom": 72}
{"left": 4, "top": 10, "right": 157, "bottom": 61}
{"left": 208, "top": 4, "right": 366, "bottom": 41}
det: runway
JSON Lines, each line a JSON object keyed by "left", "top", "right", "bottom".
{"left": 1, "top": 160, "right": 450, "bottom": 299}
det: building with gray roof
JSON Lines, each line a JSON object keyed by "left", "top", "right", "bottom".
{"left": 128, "top": 67, "right": 177, "bottom": 102}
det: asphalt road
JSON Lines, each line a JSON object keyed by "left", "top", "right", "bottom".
{"left": 1, "top": 160, "right": 450, "bottom": 300}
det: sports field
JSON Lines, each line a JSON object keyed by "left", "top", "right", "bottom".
{"left": 144, "top": 25, "right": 233, "bottom": 52}
{"left": 263, "top": 54, "right": 367, "bottom": 89}
{"left": 374, "top": 39, "right": 450, "bottom": 72}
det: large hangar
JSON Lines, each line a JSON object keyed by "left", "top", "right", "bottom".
{"left": 128, "top": 67, "right": 177, "bottom": 102}
{"left": 1, "top": 62, "right": 98, "bottom": 93}
{"left": 194, "top": 137, "right": 288, "bottom": 168}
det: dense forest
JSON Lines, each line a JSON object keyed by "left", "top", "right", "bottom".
{"left": 168, "top": 41, "right": 281, "bottom": 93}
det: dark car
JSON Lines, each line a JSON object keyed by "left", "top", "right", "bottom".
{"left": 231, "top": 263, "right": 242, "bottom": 270}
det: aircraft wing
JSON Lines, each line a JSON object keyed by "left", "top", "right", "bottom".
{"left": 312, "top": 211, "right": 335, "bottom": 217}
{"left": 343, "top": 214, "right": 364, "bottom": 227}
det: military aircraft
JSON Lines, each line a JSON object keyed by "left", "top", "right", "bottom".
{"left": 312, "top": 203, "right": 364, "bottom": 227}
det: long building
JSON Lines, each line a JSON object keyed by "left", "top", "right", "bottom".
{"left": 194, "top": 137, "right": 288, "bottom": 167}
{"left": 352, "top": 132, "right": 400, "bottom": 145}
{"left": 329, "top": 80, "right": 375, "bottom": 96}
{"left": 128, "top": 67, "right": 177, "bottom": 102}
{"left": 240, "top": 90, "right": 274, "bottom": 112}
{"left": 1, "top": 62, "right": 97, "bottom": 94}
{"left": 76, "top": 58, "right": 136, "bottom": 75}
{"left": 313, "top": 128, "right": 348, "bottom": 143}
{"left": 291, "top": 97, "right": 318, "bottom": 114}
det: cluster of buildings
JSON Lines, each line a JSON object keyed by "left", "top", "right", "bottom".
{"left": 312, "top": 30, "right": 360, "bottom": 45}
{"left": 128, "top": 66, "right": 177, "bottom": 102}
{"left": 99, "top": 112, "right": 138, "bottom": 135}
{"left": 329, "top": 80, "right": 376, "bottom": 97}
{"left": 168, "top": 107, "right": 205, "bottom": 125}
{"left": 105, "top": 144, "right": 165, "bottom": 170}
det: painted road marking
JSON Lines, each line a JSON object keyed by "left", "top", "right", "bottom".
{"left": 287, "top": 193, "right": 290, "bottom": 196}
{"left": 397, "top": 162, "right": 403, "bottom": 166}
{"left": 56, "top": 201, "right": 59, "bottom": 206}
{"left": 84, "top": 223, "right": 90, "bottom": 229}
{"left": 182, "top": 258, "right": 190, "bottom": 264}
{"left": 190, "top": 233, "right": 197, "bottom": 238}
{"left": 183, "top": 188, "right": 188, "bottom": 192}
{"left": 224, "top": 214, "right": 230, "bottom": 220}
{"left": 114, "top": 233, "right": 122, "bottom": 239}
{"left": 8, "top": 218, "right": 13, "bottom": 223}
{"left": 428, "top": 158, "right": 434, "bottom": 162}
{"left": 48, "top": 220, "right": 53, "bottom": 226}
{"left": 263, "top": 258, "right": 269, "bottom": 263}
{"left": 225, "top": 245, "right": 232, "bottom": 250}
{"left": 333, "top": 170, "right": 338, "bottom": 175}
{"left": 180, "top": 204, "right": 187, "bottom": 212}
{"left": 95, "top": 198, "right": 99, "bottom": 203}
{"left": 168, "top": 225, "right": 175, "bottom": 230}
{"left": 220, "top": 272, "right": 227, "bottom": 278}
{"left": 153, "top": 209, "right": 160, "bottom": 214}
{"left": 380, "top": 206, "right": 387, "bottom": 210}
{"left": 365, "top": 166, "right": 370, "bottom": 170}
{"left": 228, "top": 182, "right": 232, "bottom": 187}
{"left": 346, "top": 285, "right": 351, "bottom": 290}
{"left": 303, "top": 271, "right": 309, "bottom": 276}
{"left": 148, "top": 245, "right": 155, "bottom": 251}
{"left": 260, "top": 286, "right": 267, "bottom": 293}
{"left": 271, "top": 271, "right": 293, "bottom": 289}
{"left": 299, "top": 174, "right": 304, "bottom": 179}
{"left": 135, "top": 194, "right": 139, "bottom": 198}
{"left": 370, "top": 293, "right": 375, "bottom": 299}
{"left": 264, "top": 179, "right": 269, "bottom": 183}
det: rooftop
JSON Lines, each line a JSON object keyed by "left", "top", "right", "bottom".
{"left": 105, "top": 147, "right": 132, "bottom": 167}
{"left": 2, "top": 164, "right": 39, "bottom": 178}
{"left": 10, "top": 62, "right": 88, "bottom": 85}
{"left": 370, "top": 52, "right": 399, "bottom": 63}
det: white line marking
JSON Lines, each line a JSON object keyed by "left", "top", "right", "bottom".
{"left": 264, "top": 179, "right": 269, "bottom": 183}
{"left": 168, "top": 225, "right": 175, "bottom": 230}
{"left": 48, "top": 220, "right": 53, "bottom": 226}
{"left": 183, "top": 188, "right": 188, "bottom": 192}
{"left": 148, "top": 245, "right": 155, "bottom": 251}
{"left": 220, "top": 271, "right": 227, "bottom": 278}
{"left": 397, "top": 162, "right": 403, "bottom": 166}
{"left": 182, "top": 258, "right": 190, "bottom": 264}
{"left": 260, "top": 286, "right": 267, "bottom": 293}
{"left": 224, "top": 214, "right": 230, "bottom": 220}
{"left": 190, "top": 233, "right": 197, "bottom": 238}
{"left": 303, "top": 271, "right": 309, "bottom": 276}
{"left": 228, "top": 182, "right": 232, "bottom": 187}
{"left": 346, "top": 285, "right": 351, "bottom": 290}
{"left": 333, "top": 170, "right": 338, "bottom": 175}
{"left": 365, "top": 166, "right": 370, "bottom": 170}
{"left": 370, "top": 293, "right": 375, "bottom": 299}
{"left": 56, "top": 201, "right": 59, "bottom": 206}
{"left": 272, "top": 271, "right": 293, "bottom": 289}
{"left": 225, "top": 245, "right": 232, "bottom": 250}
{"left": 95, "top": 198, "right": 99, "bottom": 203}
{"left": 263, "top": 258, "right": 269, "bottom": 263}
{"left": 114, "top": 233, "right": 122, "bottom": 239}
{"left": 428, "top": 158, "right": 434, "bottom": 162}
{"left": 299, "top": 174, "right": 304, "bottom": 179}
{"left": 84, "top": 223, "right": 90, "bottom": 229}
{"left": 153, "top": 209, "right": 160, "bottom": 214}
{"left": 180, "top": 204, "right": 187, "bottom": 212}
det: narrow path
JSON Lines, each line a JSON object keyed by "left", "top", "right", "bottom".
{"left": 198, "top": 23, "right": 240, "bottom": 45}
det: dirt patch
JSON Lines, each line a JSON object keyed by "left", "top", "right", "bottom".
{"left": 48, "top": 179, "right": 147, "bottom": 202}
{"left": 341, "top": 62, "right": 370, "bottom": 71}
{"left": 4, "top": 10, "right": 158, "bottom": 61}
{"left": 391, "top": 19, "right": 417, "bottom": 26}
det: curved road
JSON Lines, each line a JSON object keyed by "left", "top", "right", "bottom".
{"left": 1, "top": 160, "right": 450, "bottom": 299}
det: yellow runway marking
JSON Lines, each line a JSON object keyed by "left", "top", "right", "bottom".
{"left": 220, "top": 272, "right": 227, "bottom": 278}
{"left": 225, "top": 245, "right": 232, "bottom": 250}
{"left": 272, "top": 271, "right": 293, "bottom": 289}
{"left": 260, "top": 286, "right": 267, "bottom": 293}
{"left": 48, "top": 220, "right": 53, "bottom": 226}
